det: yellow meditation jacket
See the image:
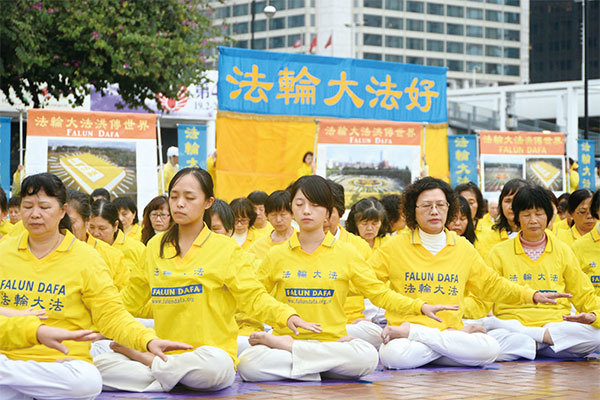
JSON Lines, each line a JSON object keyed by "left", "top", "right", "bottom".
{"left": 555, "top": 225, "right": 585, "bottom": 247}
{"left": 368, "top": 229, "right": 536, "bottom": 330}
{"left": 124, "top": 223, "right": 142, "bottom": 242}
{"left": 120, "top": 226, "right": 297, "bottom": 364}
{"left": 0, "top": 315, "right": 42, "bottom": 350}
{"left": 571, "top": 225, "right": 600, "bottom": 296}
{"left": 0, "top": 220, "right": 13, "bottom": 237}
{"left": 258, "top": 232, "right": 424, "bottom": 342}
{"left": 0, "top": 230, "right": 157, "bottom": 362}
{"left": 112, "top": 230, "right": 145, "bottom": 273}
{"left": 86, "top": 234, "right": 130, "bottom": 291}
{"left": 486, "top": 231, "right": 600, "bottom": 328}
{"left": 474, "top": 228, "right": 510, "bottom": 259}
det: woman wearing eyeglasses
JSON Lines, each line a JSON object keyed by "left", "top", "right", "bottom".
{"left": 141, "top": 196, "right": 173, "bottom": 246}
{"left": 571, "top": 190, "right": 600, "bottom": 296}
{"left": 556, "top": 189, "right": 597, "bottom": 246}
{"left": 365, "top": 177, "right": 567, "bottom": 369}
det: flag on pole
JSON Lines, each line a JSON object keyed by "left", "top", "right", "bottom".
{"left": 309, "top": 35, "right": 317, "bottom": 53}
{"left": 325, "top": 34, "right": 332, "bottom": 49}
{"left": 292, "top": 36, "right": 302, "bottom": 48}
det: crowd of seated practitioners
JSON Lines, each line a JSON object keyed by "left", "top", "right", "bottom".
{"left": 0, "top": 169, "right": 598, "bottom": 398}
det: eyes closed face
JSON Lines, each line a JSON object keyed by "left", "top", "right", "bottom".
{"left": 292, "top": 190, "right": 328, "bottom": 233}
{"left": 89, "top": 216, "right": 118, "bottom": 245}
{"left": 357, "top": 219, "right": 382, "bottom": 241}
{"left": 168, "top": 174, "right": 213, "bottom": 227}
{"left": 21, "top": 190, "right": 66, "bottom": 237}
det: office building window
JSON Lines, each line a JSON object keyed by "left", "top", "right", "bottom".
{"left": 486, "top": 0, "right": 501, "bottom": 3}
{"left": 446, "top": 41, "right": 463, "bottom": 53}
{"left": 466, "top": 61, "right": 483, "bottom": 72}
{"left": 234, "top": 40, "right": 248, "bottom": 49}
{"left": 427, "top": 21, "right": 444, "bottom": 33}
{"left": 311, "top": 14, "right": 315, "bottom": 26}
{"left": 485, "top": 10, "right": 501, "bottom": 22}
{"left": 466, "top": 43, "right": 483, "bottom": 55}
{"left": 504, "top": 29, "right": 520, "bottom": 41}
{"left": 287, "top": 34, "right": 302, "bottom": 47}
{"left": 254, "top": 38, "right": 267, "bottom": 50}
{"left": 216, "top": 6, "right": 230, "bottom": 18}
{"left": 406, "top": 1, "right": 423, "bottom": 13}
{"left": 385, "top": 16, "right": 403, "bottom": 29}
{"left": 427, "top": 58, "right": 444, "bottom": 67}
{"left": 505, "top": 0, "right": 520, "bottom": 6}
{"left": 271, "top": 0, "right": 286, "bottom": 10}
{"left": 385, "top": 54, "right": 403, "bottom": 62}
{"left": 253, "top": 20, "right": 267, "bottom": 32}
{"left": 406, "top": 56, "right": 424, "bottom": 65}
{"left": 466, "top": 25, "right": 483, "bottom": 37}
{"left": 385, "top": 0, "right": 403, "bottom": 10}
{"left": 386, "top": 35, "right": 403, "bottom": 48}
{"left": 486, "top": 63, "right": 501, "bottom": 74}
{"left": 364, "top": 14, "right": 383, "bottom": 27}
{"left": 233, "top": 4, "right": 248, "bottom": 16}
{"left": 364, "top": 52, "right": 382, "bottom": 60}
{"left": 364, "top": 0, "right": 383, "bottom": 7}
{"left": 504, "top": 12, "right": 520, "bottom": 24}
{"left": 486, "top": 45, "right": 502, "bottom": 57}
{"left": 466, "top": 8, "right": 483, "bottom": 20}
{"left": 288, "top": 15, "right": 305, "bottom": 28}
{"left": 504, "top": 47, "right": 520, "bottom": 58}
{"left": 407, "top": 19, "right": 424, "bottom": 31}
{"left": 289, "top": 0, "right": 306, "bottom": 9}
{"left": 427, "top": 3, "right": 444, "bottom": 15}
{"left": 485, "top": 27, "right": 502, "bottom": 39}
{"left": 447, "top": 5, "right": 463, "bottom": 17}
{"left": 406, "top": 38, "right": 424, "bottom": 50}
{"left": 364, "top": 33, "right": 383, "bottom": 46}
{"left": 447, "top": 24, "right": 463, "bottom": 35}
{"left": 427, "top": 39, "right": 444, "bottom": 51}
{"left": 269, "top": 36, "right": 286, "bottom": 48}
{"left": 233, "top": 22, "right": 249, "bottom": 34}
{"left": 504, "top": 64, "right": 520, "bottom": 76}
{"left": 447, "top": 60, "right": 464, "bottom": 71}
{"left": 269, "top": 17, "right": 285, "bottom": 30}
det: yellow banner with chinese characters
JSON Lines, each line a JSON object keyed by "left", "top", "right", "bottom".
{"left": 215, "top": 113, "right": 316, "bottom": 202}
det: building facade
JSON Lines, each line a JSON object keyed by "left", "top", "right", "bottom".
{"left": 212, "top": 0, "right": 529, "bottom": 89}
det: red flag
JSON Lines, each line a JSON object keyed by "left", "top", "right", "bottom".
{"left": 292, "top": 36, "right": 302, "bottom": 48}
{"left": 309, "top": 35, "right": 317, "bottom": 53}
{"left": 324, "top": 34, "right": 332, "bottom": 49}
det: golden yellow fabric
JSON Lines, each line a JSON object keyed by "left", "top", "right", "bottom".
{"left": 555, "top": 218, "right": 570, "bottom": 231}
{"left": 474, "top": 228, "right": 510, "bottom": 259}
{"left": 86, "top": 234, "right": 130, "bottom": 291}
{"left": 124, "top": 224, "right": 142, "bottom": 242}
{"left": 158, "top": 162, "right": 178, "bottom": 195}
{"left": 556, "top": 226, "right": 584, "bottom": 247}
{"left": 0, "top": 220, "right": 13, "bottom": 237}
{"left": 486, "top": 230, "right": 600, "bottom": 328}
{"left": 571, "top": 224, "right": 600, "bottom": 296}
{"left": 206, "top": 155, "right": 217, "bottom": 186}
{"left": 424, "top": 124, "right": 450, "bottom": 182}
{"left": 478, "top": 214, "right": 495, "bottom": 231}
{"left": 368, "top": 229, "right": 535, "bottom": 330}
{"left": 0, "top": 230, "right": 157, "bottom": 362}
{"left": 253, "top": 222, "right": 273, "bottom": 240}
{"left": 241, "top": 227, "right": 259, "bottom": 250}
{"left": 112, "top": 230, "right": 145, "bottom": 274}
{"left": 215, "top": 115, "right": 315, "bottom": 202}
{"left": 296, "top": 163, "right": 313, "bottom": 179}
{"left": 5, "top": 220, "right": 25, "bottom": 238}
{"left": 0, "top": 315, "right": 42, "bottom": 350}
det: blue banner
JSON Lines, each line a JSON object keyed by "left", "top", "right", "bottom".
{"left": 218, "top": 47, "right": 447, "bottom": 123}
{"left": 0, "top": 117, "right": 11, "bottom": 196}
{"left": 578, "top": 139, "right": 596, "bottom": 190}
{"left": 177, "top": 124, "right": 207, "bottom": 170}
{"left": 448, "top": 135, "right": 478, "bottom": 187}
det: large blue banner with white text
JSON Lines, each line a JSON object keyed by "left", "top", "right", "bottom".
{"left": 218, "top": 47, "right": 447, "bottom": 123}
{"left": 0, "top": 117, "right": 11, "bottom": 196}
{"left": 448, "top": 134, "right": 478, "bottom": 187}
{"left": 177, "top": 124, "right": 207, "bottom": 170}
{"left": 578, "top": 139, "right": 596, "bottom": 190}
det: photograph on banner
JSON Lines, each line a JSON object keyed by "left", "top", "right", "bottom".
{"left": 25, "top": 109, "right": 158, "bottom": 210}
{"left": 47, "top": 139, "right": 136, "bottom": 197}
{"left": 479, "top": 130, "right": 566, "bottom": 199}
{"left": 316, "top": 119, "right": 421, "bottom": 206}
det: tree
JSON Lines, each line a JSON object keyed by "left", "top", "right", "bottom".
{"left": 0, "top": 0, "right": 229, "bottom": 111}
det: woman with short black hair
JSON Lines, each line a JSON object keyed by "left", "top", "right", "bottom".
{"left": 556, "top": 189, "right": 597, "bottom": 246}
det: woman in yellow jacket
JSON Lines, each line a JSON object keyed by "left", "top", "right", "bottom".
{"left": 571, "top": 190, "right": 600, "bottom": 296}
{"left": 0, "top": 173, "right": 190, "bottom": 399}
{"left": 114, "top": 196, "right": 143, "bottom": 242}
{"left": 296, "top": 151, "right": 315, "bottom": 178}
{"left": 346, "top": 197, "right": 390, "bottom": 251}
{"left": 89, "top": 199, "right": 146, "bottom": 275}
{"left": 229, "top": 197, "right": 258, "bottom": 250}
{"left": 556, "top": 189, "right": 597, "bottom": 246}
{"left": 237, "top": 175, "right": 457, "bottom": 382}
{"left": 94, "top": 168, "right": 319, "bottom": 393}
{"left": 478, "top": 185, "right": 600, "bottom": 360}
{"left": 365, "top": 177, "right": 564, "bottom": 370}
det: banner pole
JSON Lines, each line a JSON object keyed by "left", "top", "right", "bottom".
{"left": 19, "top": 111, "right": 24, "bottom": 184}
{"left": 313, "top": 119, "right": 319, "bottom": 175}
{"left": 476, "top": 130, "right": 481, "bottom": 187}
{"left": 421, "top": 122, "right": 428, "bottom": 176}
{"left": 157, "top": 117, "right": 165, "bottom": 194}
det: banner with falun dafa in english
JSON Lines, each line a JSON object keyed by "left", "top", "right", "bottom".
{"left": 479, "top": 130, "right": 566, "bottom": 199}
{"left": 26, "top": 109, "right": 158, "bottom": 211}
{"left": 218, "top": 47, "right": 447, "bottom": 123}
{"left": 448, "top": 134, "right": 478, "bottom": 187}
{"left": 177, "top": 124, "right": 207, "bottom": 170}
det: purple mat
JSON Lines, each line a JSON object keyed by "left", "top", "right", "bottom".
{"left": 96, "top": 379, "right": 261, "bottom": 399}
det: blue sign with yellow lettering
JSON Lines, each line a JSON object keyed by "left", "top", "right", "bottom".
{"left": 177, "top": 124, "right": 207, "bottom": 170}
{"left": 578, "top": 139, "right": 596, "bottom": 190}
{"left": 218, "top": 47, "right": 447, "bottom": 123}
{"left": 448, "top": 134, "right": 478, "bottom": 187}
{"left": 0, "top": 117, "right": 11, "bottom": 196}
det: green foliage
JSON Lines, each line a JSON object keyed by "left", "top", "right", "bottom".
{"left": 0, "top": 0, "right": 228, "bottom": 111}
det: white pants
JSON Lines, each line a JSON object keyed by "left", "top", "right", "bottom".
{"left": 0, "top": 355, "right": 102, "bottom": 400}
{"left": 237, "top": 336, "right": 251, "bottom": 356}
{"left": 363, "top": 299, "right": 387, "bottom": 324}
{"left": 378, "top": 323, "right": 500, "bottom": 369}
{"left": 346, "top": 321, "right": 383, "bottom": 348}
{"left": 94, "top": 346, "right": 235, "bottom": 392}
{"left": 480, "top": 317, "right": 600, "bottom": 359}
{"left": 237, "top": 338, "right": 378, "bottom": 382}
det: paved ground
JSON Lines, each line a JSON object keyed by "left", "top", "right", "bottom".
{"left": 98, "top": 359, "right": 600, "bottom": 400}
